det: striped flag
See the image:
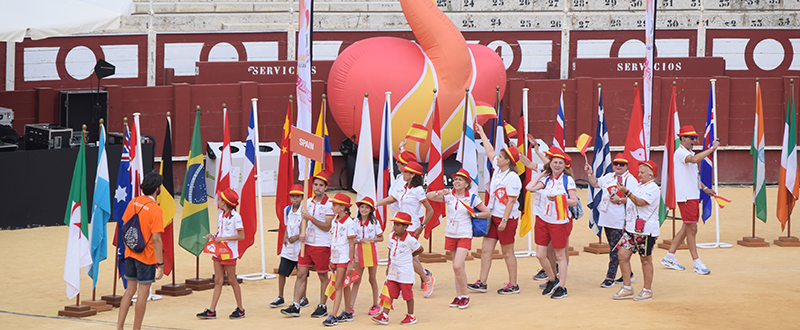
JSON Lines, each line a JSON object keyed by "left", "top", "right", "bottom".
{"left": 519, "top": 144, "right": 534, "bottom": 238}
{"left": 700, "top": 85, "right": 715, "bottom": 223}
{"left": 575, "top": 133, "right": 592, "bottom": 157}
{"left": 379, "top": 281, "right": 394, "bottom": 310}
{"left": 178, "top": 111, "right": 211, "bottom": 257}
{"left": 555, "top": 194, "right": 569, "bottom": 221}
{"left": 425, "top": 95, "right": 444, "bottom": 239}
{"left": 659, "top": 85, "right": 681, "bottom": 225}
{"left": 353, "top": 95, "right": 377, "bottom": 203}
{"left": 216, "top": 106, "right": 232, "bottom": 199}
{"left": 309, "top": 99, "right": 334, "bottom": 180}
{"left": 130, "top": 115, "right": 144, "bottom": 197}
{"left": 777, "top": 87, "right": 798, "bottom": 231}
{"left": 553, "top": 89, "right": 565, "bottom": 151}
{"left": 64, "top": 131, "right": 91, "bottom": 299}
{"left": 475, "top": 101, "right": 497, "bottom": 125}
{"left": 156, "top": 116, "right": 176, "bottom": 275}
{"left": 112, "top": 125, "right": 131, "bottom": 288}
{"left": 88, "top": 123, "right": 109, "bottom": 290}
{"left": 358, "top": 242, "right": 379, "bottom": 268}
{"left": 503, "top": 121, "right": 517, "bottom": 138}
{"left": 377, "top": 94, "right": 393, "bottom": 230}
{"left": 238, "top": 104, "right": 259, "bottom": 258}
{"left": 752, "top": 81, "right": 767, "bottom": 223}
{"left": 405, "top": 122, "right": 428, "bottom": 143}
{"left": 457, "top": 93, "right": 479, "bottom": 195}
{"left": 714, "top": 196, "right": 732, "bottom": 209}
{"left": 588, "top": 86, "right": 612, "bottom": 237}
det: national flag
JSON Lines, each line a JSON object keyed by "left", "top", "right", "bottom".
{"left": 179, "top": 111, "right": 211, "bottom": 257}
{"left": 130, "top": 115, "right": 144, "bottom": 197}
{"left": 503, "top": 121, "right": 517, "bottom": 138}
{"left": 554, "top": 194, "right": 568, "bottom": 221}
{"left": 216, "top": 106, "right": 232, "bottom": 198}
{"left": 379, "top": 280, "right": 394, "bottom": 310}
{"left": 296, "top": 0, "right": 313, "bottom": 179}
{"left": 112, "top": 125, "right": 132, "bottom": 288}
{"left": 752, "top": 81, "right": 767, "bottom": 222}
{"left": 623, "top": 85, "right": 646, "bottom": 178}
{"left": 358, "top": 242, "right": 379, "bottom": 268}
{"left": 475, "top": 101, "right": 497, "bottom": 125}
{"left": 575, "top": 133, "right": 592, "bottom": 158}
{"left": 309, "top": 99, "right": 334, "bottom": 179}
{"left": 156, "top": 116, "right": 176, "bottom": 275}
{"left": 553, "top": 89, "right": 565, "bottom": 151}
{"left": 587, "top": 87, "right": 612, "bottom": 237}
{"left": 425, "top": 95, "right": 444, "bottom": 239}
{"left": 700, "top": 86, "right": 715, "bottom": 224}
{"left": 456, "top": 93, "right": 479, "bottom": 194}
{"left": 377, "top": 94, "right": 393, "bottom": 229}
{"left": 714, "top": 196, "right": 732, "bottom": 209}
{"left": 88, "top": 123, "right": 110, "bottom": 289}
{"left": 458, "top": 199, "right": 477, "bottom": 216}
{"left": 325, "top": 270, "right": 360, "bottom": 300}
{"left": 238, "top": 104, "right": 259, "bottom": 258}
{"left": 519, "top": 146, "right": 534, "bottom": 238}
{"left": 777, "top": 87, "right": 798, "bottom": 231}
{"left": 659, "top": 84, "right": 681, "bottom": 225}
{"left": 353, "top": 95, "right": 377, "bottom": 203}
{"left": 64, "top": 131, "right": 92, "bottom": 299}
{"left": 275, "top": 101, "right": 294, "bottom": 254}
{"left": 405, "top": 122, "right": 428, "bottom": 143}
{"left": 203, "top": 241, "right": 232, "bottom": 260}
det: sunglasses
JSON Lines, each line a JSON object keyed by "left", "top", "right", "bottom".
{"left": 613, "top": 162, "right": 627, "bottom": 167}
{"left": 684, "top": 136, "right": 697, "bottom": 140}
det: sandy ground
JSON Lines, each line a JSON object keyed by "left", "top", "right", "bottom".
{"left": 1, "top": 186, "right": 798, "bottom": 329}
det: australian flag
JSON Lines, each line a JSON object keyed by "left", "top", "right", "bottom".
{"left": 112, "top": 126, "right": 132, "bottom": 288}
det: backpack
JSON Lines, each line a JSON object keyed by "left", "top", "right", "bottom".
{"left": 470, "top": 194, "right": 489, "bottom": 237}
{"left": 545, "top": 175, "right": 584, "bottom": 220}
{"left": 122, "top": 201, "right": 153, "bottom": 253}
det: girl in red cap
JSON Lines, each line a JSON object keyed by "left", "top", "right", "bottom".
{"left": 349, "top": 197, "right": 384, "bottom": 316}
{"left": 427, "top": 168, "right": 491, "bottom": 308}
{"left": 472, "top": 125, "right": 523, "bottom": 295}
{"left": 527, "top": 147, "right": 577, "bottom": 299}
{"left": 197, "top": 188, "right": 245, "bottom": 319}
{"left": 323, "top": 193, "right": 357, "bottom": 326}
{"left": 376, "top": 160, "right": 435, "bottom": 298}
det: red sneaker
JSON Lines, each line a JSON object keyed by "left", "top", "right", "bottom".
{"left": 371, "top": 312, "right": 389, "bottom": 325}
{"left": 449, "top": 297, "right": 460, "bottom": 307}
{"left": 400, "top": 314, "right": 417, "bottom": 325}
{"left": 458, "top": 297, "right": 470, "bottom": 309}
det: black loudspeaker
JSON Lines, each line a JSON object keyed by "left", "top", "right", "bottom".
{"left": 95, "top": 59, "right": 115, "bottom": 80}
{"left": 60, "top": 90, "right": 108, "bottom": 143}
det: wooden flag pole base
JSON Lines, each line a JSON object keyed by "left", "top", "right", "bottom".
{"left": 58, "top": 304, "right": 97, "bottom": 318}
{"left": 737, "top": 236, "right": 770, "bottom": 247}
{"left": 156, "top": 283, "right": 193, "bottom": 296}
{"left": 444, "top": 250, "right": 474, "bottom": 261}
{"left": 212, "top": 273, "right": 244, "bottom": 285}
{"left": 583, "top": 242, "right": 610, "bottom": 254}
{"left": 80, "top": 299, "right": 113, "bottom": 312}
{"left": 658, "top": 239, "right": 688, "bottom": 250}
{"left": 774, "top": 236, "right": 800, "bottom": 247}
{"left": 185, "top": 278, "right": 215, "bottom": 291}
{"left": 567, "top": 246, "right": 579, "bottom": 256}
{"left": 100, "top": 294, "right": 123, "bottom": 308}
{"left": 419, "top": 252, "right": 447, "bottom": 263}
{"left": 471, "top": 249, "right": 503, "bottom": 259}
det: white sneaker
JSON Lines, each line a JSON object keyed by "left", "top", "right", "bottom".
{"left": 661, "top": 256, "right": 685, "bottom": 271}
{"left": 693, "top": 261, "right": 711, "bottom": 275}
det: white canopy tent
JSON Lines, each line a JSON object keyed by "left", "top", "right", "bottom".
{"left": 0, "top": 0, "right": 133, "bottom": 43}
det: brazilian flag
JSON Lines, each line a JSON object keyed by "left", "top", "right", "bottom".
{"left": 179, "top": 110, "right": 210, "bottom": 256}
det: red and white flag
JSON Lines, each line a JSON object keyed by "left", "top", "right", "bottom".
{"left": 376, "top": 93, "right": 393, "bottom": 229}
{"left": 216, "top": 106, "right": 232, "bottom": 200}
{"left": 425, "top": 94, "right": 444, "bottom": 239}
{"left": 623, "top": 85, "right": 647, "bottom": 178}
{"left": 130, "top": 113, "right": 144, "bottom": 197}
{"left": 238, "top": 103, "right": 259, "bottom": 257}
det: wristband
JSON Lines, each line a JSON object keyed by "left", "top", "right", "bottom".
{"left": 625, "top": 191, "right": 631, "bottom": 197}
{"left": 157, "top": 262, "right": 164, "bottom": 266}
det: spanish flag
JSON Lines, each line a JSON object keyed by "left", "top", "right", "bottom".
{"left": 325, "top": 270, "right": 361, "bottom": 300}
{"left": 358, "top": 242, "right": 379, "bottom": 268}
{"left": 555, "top": 194, "right": 569, "bottom": 220}
{"left": 458, "top": 199, "right": 476, "bottom": 216}
{"left": 475, "top": 101, "right": 497, "bottom": 125}
{"left": 714, "top": 196, "right": 731, "bottom": 209}
{"left": 575, "top": 133, "right": 592, "bottom": 158}
{"left": 379, "top": 281, "right": 393, "bottom": 310}
{"left": 405, "top": 122, "right": 428, "bottom": 143}
{"left": 503, "top": 121, "right": 517, "bottom": 138}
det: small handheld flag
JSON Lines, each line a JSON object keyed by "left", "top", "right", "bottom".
{"left": 203, "top": 241, "right": 233, "bottom": 260}
{"left": 714, "top": 196, "right": 731, "bottom": 209}
{"left": 405, "top": 122, "right": 428, "bottom": 143}
{"left": 379, "top": 280, "right": 394, "bottom": 310}
{"left": 358, "top": 242, "right": 379, "bottom": 268}
{"left": 503, "top": 121, "right": 517, "bottom": 138}
{"left": 554, "top": 194, "right": 569, "bottom": 221}
{"left": 575, "top": 133, "right": 592, "bottom": 162}
{"left": 475, "top": 101, "right": 497, "bottom": 125}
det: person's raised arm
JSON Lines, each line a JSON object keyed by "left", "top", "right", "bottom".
{"left": 509, "top": 140, "right": 539, "bottom": 171}
{"left": 685, "top": 139, "right": 720, "bottom": 163}
{"left": 474, "top": 124, "right": 496, "bottom": 160}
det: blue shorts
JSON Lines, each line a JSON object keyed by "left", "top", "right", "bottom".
{"left": 124, "top": 257, "right": 157, "bottom": 284}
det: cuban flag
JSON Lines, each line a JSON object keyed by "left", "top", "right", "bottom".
{"left": 112, "top": 125, "right": 132, "bottom": 288}
{"left": 700, "top": 86, "right": 715, "bottom": 223}
{"left": 553, "top": 89, "right": 566, "bottom": 151}
{"left": 377, "top": 94, "right": 393, "bottom": 229}
{"left": 588, "top": 87, "right": 612, "bottom": 237}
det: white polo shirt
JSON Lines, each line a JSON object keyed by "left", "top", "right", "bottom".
{"left": 596, "top": 171, "right": 637, "bottom": 230}
{"left": 624, "top": 180, "right": 661, "bottom": 237}
{"left": 280, "top": 205, "right": 303, "bottom": 261}
{"left": 488, "top": 156, "right": 522, "bottom": 219}
{"left": 215, "top": 210, "right": 244, "bottom": 259}
{"left": 674, "top": 145, "right": 700, "bottom": 202}
{"left": 355, "top": 218, "right": 383, "bottom": 242}
{"left": 305, "top": 195, "right": 334, "bottom": 247}
{"left": 533, "top": 173, "right": 576, "bottom": 225}
{"left": 329, "top": 214, "right": 356, "bottom": 264}
{"left": 443, "top": 190, "right": 483, "bottom": 238}
{"left": 391, "top": 184, "right": 427, "bottom": 232}
{"left": 388, "top": 174, "right": 406, "bottom": 217}
{"left": 386, "top": 231, "right": 422, "bottom": 284}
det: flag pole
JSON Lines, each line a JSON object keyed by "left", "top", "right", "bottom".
{"left": 515, "top": 87, "right": 534, "bottom": 258}
{"left": 698, "top": 79, "right": 732, "bottom": 249}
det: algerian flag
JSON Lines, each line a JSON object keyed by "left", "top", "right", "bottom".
{"left": 64, "top": 132, "right": 92, "bottom": 299}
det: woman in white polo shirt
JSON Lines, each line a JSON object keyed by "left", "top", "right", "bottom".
{"left": 376, "top": 161, "right": 435, "bottom": 298}
{"left": 469, "top": 124, "right": 523, "bottom": 295}
{"left": 427, "top": 169, "right": 491, "bottom": 309}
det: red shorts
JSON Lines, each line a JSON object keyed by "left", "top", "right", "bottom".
{"left": 298, "top": 245, "right": 331, "bottom": 273}
{"left": 331, "top": 263, "right": 349, "bottom": 269}
{"left": 386, "top": 280, "right": 414, "bottom": 301}
{"left": 678, "top": 199, "right": 700, "bottom": 224}
{"left": 534, "top": 216, "right": 573, "bottom": 249}
{"left": 485, "top": 216, "right": 518, "bottom": 245}
{"left": 445, "top": 237, "right": 472, "bottom": 251}
{"left": 212, "top": 256, "right": 237, "bottom": 266}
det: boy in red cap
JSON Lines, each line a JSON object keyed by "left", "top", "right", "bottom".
{"left": 662, "top": 125, "right": 719, "bottom": 275}
{"left": 270, "top": 184, "right": 308, "bottom": 308}
{"left": 197, "top": 188, "right": 246, "bottom": 319}
{"left": 372, "top": 212, "right": 424, "bottom": 325}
